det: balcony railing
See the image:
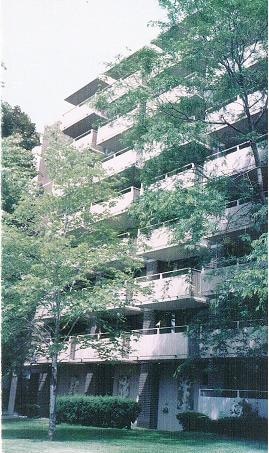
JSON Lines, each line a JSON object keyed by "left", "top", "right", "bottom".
{"left": 61, "top": 105, "right": 106, "bottom": 131}
{"left": 198, "top": 387, "right": 268, "bottom": 418}
{"left": 134, "top": 268, "right": 203, "bottom": 306}
{"left": 199, "top": 388, "right": 268, "bottom": 399}
{"left": 34, "top": 318, "right": 267, "bottom": 365}
{"left": 204, "top": 138, "right": 267, "bottom": 178}
{"left": 208, "top": 90, "right": 266, "bottom": 133}
{"left": 90, "top": 186, "right": 140, "bottom": 218}
{"left": 102, "top": 147, "right": 139, "bottom": 177}
{"left": 149, "top": 163, "right": 202, "bottom": 191}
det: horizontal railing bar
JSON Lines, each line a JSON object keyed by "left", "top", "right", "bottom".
{"left": 205, "top": 134, "right": 267, "bottom": 162}
{"left": 154, "top": 162, "right": 195, "bottom": 182}
{"left": 102, "top": 146, "right": 133, "bottom": 161}
{"left": 91, "top": 186, "right": 140, "bottom": 205}
{"left": 67, "top": 319, "right": 267, "bottom": 341}
{"left": 135, "top": 267, "right": 200, "bottom": 281}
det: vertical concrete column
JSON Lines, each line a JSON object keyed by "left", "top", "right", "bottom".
{"left": 84, "top": 366, "right": 97, "bottom": 395}
{"left": 87, "top": 316, "right": 97, "bottom": 335}
{"left": 146, "top": 260, "right": 158, "bottom": 276}
{"left": 7, "top": 373, "right": 18, "bottom": 415}
{"left": 91, "top": 129, "right": 98, "bottom": 147}
{"left": 137, "top": 363, "right": 159, "bottom": 429}
{"left": 142, "top": 309, "right": 156, "bottom": 330}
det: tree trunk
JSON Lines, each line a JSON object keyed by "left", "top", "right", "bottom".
{"left": 249, "top": 140, "right": 266, "bottom": 204}
{"left": 239, "top": 90, "right": 266, "bottom": 205}
{"left": 48, "top": 353, "right": 58, "bottom": 441}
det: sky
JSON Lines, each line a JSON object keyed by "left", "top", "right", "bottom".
{"left": 2, "top": 0, "right": 166, "bottom": 133}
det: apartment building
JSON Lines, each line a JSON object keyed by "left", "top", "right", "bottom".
{"left": 12, "top": 36, "right": 267, "bottom": 430}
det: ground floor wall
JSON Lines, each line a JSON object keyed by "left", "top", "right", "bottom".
{"left": 15, "top": 357, "right": 267, "bottom": 431}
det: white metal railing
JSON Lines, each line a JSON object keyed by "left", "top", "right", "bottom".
{"left": 102, "top": 146, "right": 132, "bottom": 162}
{"left": 153, "top": 162, "right": 197, "bottom": 182}
{"left": 199, "top": 388, "right": 268, "bottom": 399}
{"left": 205, "top": 256, "right": 247, "bottom": 269}
{"left": 68, "top": 325, "right": 188, "bottom": 342}
{"left": 91, "top": 186, "right": 140, "bottom": 206}
{"left": 135, "top": 267, "right": 200, "bottom": 282}
{"left": 205, "top": 134, "right": 267, "bottom": 162}
{"left": 67, "top": 318, "right": 266, "bottom": 342}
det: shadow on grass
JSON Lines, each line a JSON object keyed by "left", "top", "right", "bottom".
{"left": 2, "top": 419, "right": 266, "bottom": 449}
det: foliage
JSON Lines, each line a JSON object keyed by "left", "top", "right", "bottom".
{"left": 1, "top": 102, "right": 40, "bottom": 150}
{"left": 2, "top": 105, "right": 40, "bottom": 382}
{"left": 4, "top": 126, "right": 142, "bottom": 360}
{"left": 210, "top": 416, "right": 268, "bottom": 440}
{"left": 177, "top": 411, "right": 211, "bottom": 432}
{"left": 94, "top": 0, "right": 268, "bottom": 369}
{"left": 2, "top": 135, "right": 37, "bottom": 213}
{"left": 177, "top": 411, "right": 267, "bottom": 440}
{"left": 216, "top": 232, "right": 268, "bottom": 314}
{"left": 56, "top": 395, "right": 141, "bottom": 429}
{"left": 2, "top": 125, "right": 143, "bottom": 439}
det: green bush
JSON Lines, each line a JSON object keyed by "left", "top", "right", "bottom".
{"left": 56, "top": 395, "right": 141, "bottom": 429}
{"left": 211, "top": 416, "right": 268, "bottom": 440}
{"left": 176, "top": 411, "right": 212, "bottom": 432}
{"left": 177, "top": 411, "right": 267, "bottom": 440}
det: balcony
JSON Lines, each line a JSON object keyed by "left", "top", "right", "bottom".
{"left": 61, "top": 105, "right": 107, "bottom": 138}
{"left": 97, "top": 113, "right": 135, "bottom": 145}
{"left": 216, "top": 199, "right": 254, "bottom": 234}
{"left": 63, "top": 327, "right": 189, "bottom": 363}
{"left": 198, "top": 318, "right": 268, "bottom": 359}
{"left": 72, "top": 130, "right": 104, "bottom": 152}
{"left": 102, "top": 147, "right": 139, "bottom": 177}
{"left": 201, "top": 261, "right": 249, "bottom": 297}
{"left": 204, "top": 138, "right": 267, "bottom": 178}
{"left": 34, "top": 319, "right": 267, "bottom": 365}
{"left": 90, "top": 186, "right": 140, "bottom": 225}
{"left": 64, "top": 75, "right": 115, "bottom": 106}
{"left": 208, "top": 91, "right": 266, "bottom": 134}
{"left": 137, "top": 219, "right": 207, "bottom": 261}
{"left": 149, "top": 163, "right": 202, "bottom": 192}
{"left": 134, "top": 268, "right": 206, "bottom": 310}
{"left": 198, "top": 388, "right": 268, "bottom": 419}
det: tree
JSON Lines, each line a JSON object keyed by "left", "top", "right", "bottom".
{"left": 1, "top": 102, "right": 40, "bottom": 150}
{"left": 2, "top": 105, "right": 40, "bottom": 409}
{"left": 1, "top": 102, "right": 40, "bottom": 213}
{"left": 2, "top": 135, "right": 37, "bottom": 213}
{"left": 94, "top": 0, "right": 267, "bottom": 348}
{"left": 3, "top": 126, "right": 142, "bottom": 440}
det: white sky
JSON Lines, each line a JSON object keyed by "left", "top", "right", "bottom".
{"left": 2, "top": 0, "right": 166, "bottom": 133}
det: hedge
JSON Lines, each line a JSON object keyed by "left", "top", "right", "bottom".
{"left": 176, "top": 411, "right": 212, "bottom": 432}
{"left": 56, "top": 395, "right": 141, "bottom": 428}
{"left": 177, "top": 411, "right": 267, "bottom": 440}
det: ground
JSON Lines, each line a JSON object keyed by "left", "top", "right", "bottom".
{"left": 2, "top": 419, "right": 267, "bottom": 453}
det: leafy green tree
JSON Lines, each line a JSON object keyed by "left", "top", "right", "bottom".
{"left": 3, "top": 126, "right": 142, "bottom": 440}
{"left": 94, "top": 0, "right": 267, "bottom": 347}
{"left": 1, "top": 102, "right": 40, "bottom": 150}
{"left": 2, "top": 135, "right": 37, "bottom": 213}
{"left": 2, "top": 105, "right": 40, "bottom": 408}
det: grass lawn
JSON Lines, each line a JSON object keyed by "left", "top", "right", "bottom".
{"left": 2, "top": 419, "right": 267, "bottom": 453}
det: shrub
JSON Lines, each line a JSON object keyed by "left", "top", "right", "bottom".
{"left": 177, "top": 411, "right": 267, "bottom": 440}
{"left": 56, "top": 395, "right": 141, "bottom": 429}
{"left": 211, "top": 416, "right": 268, "bottom": 440}
{"left": 176, "top": 411, "right": 212, "bottom": 432}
